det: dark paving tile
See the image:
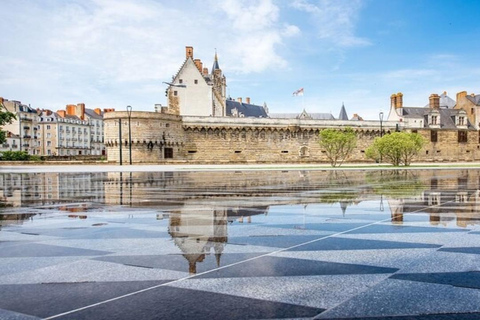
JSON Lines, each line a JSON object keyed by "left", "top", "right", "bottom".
{"left": 439, "top": 247, "right": 480, "bottom": 255}
{"left": 286, "top": 237, "right": 441, "bottom": 251}
{"left": 0, "top": 243, "right": 111, "bottom": 257}
{"left": 228, "top": 235, "right": 330, "bottom": 248}
{"left": 195, "top": 256, "right": 398, "bottom": 278}
{"left": 0, "top": 281, "right": 169, "bottom": 319}
{"left": 56, "top": 286, "right": 324, "bottom": 320}
{"left": 316, "top": 312, "right": 480, "bottom": 319}
{"left": 94, "top": 253, "right": 265, "bottom": 274}
{"left": 346, "top": 224, "right": 469, "bottom": 234}
{"left": 391, "top": 272, "right": 480, "bottom": 289}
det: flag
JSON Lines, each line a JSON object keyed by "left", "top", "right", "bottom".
{"left": 293, "top": 88, "right": 304, "bottom": 96}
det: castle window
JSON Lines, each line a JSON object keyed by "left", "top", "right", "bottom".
{"left": 458, "top": 131, "right": 468, "bottom": 143}
{"left": 194, "top": 79, "right": 198, "bottom": 84}
{"left": 164, "top": 148, "right": 173, "bottom": 159}
{"left": 472, "top": 108, "right": 475, "bottom": 115}
{"left": 431, "top": 115, "right": 438, "bottom": 125}
{"left": 281, "top": 150, "right": 288, "bottom": 153}
{"left": 179, "top": 79, "right": 183, "bottom": 84}
{"left": 234, "top": 150, "right": 241, "bottom": 153}
{"left": 431, "top": 130, "right": 438, "bottom": 143}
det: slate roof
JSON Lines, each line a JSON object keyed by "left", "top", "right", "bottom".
{"left": 85, "top": 108, "right": 103, "bottom": 119}
{"left": 269, "top": 112, "right": 335, "bottom": 120}
{"left": 401, "top": 107, "right": 473, "bottom": 129}
{"left": 423, "top": 92, "right": 456, "bottom": 108}
{"left": 338, "top": 104, "right": 348, "bottom": 120}
{"left": 226, "top": 99, "right": 268, "bottom": 118}
{"left": 466, "top": 94, "right": 480, "bottom": 106}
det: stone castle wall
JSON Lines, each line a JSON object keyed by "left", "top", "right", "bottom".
{"left": 104, "top": 111, "right": 480, "bottom": 164}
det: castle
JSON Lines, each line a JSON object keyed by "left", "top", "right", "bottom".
{"left": 104, "top": 46, "right": 480, "bottom": 164}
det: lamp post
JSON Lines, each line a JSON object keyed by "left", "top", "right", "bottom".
{"left": 126, "top": 105, "right": 132, "bottom": 165}
{"left": 118, "top": 118, "right": 122, "bottom": 166}
{"left": 379, "top": 111, "right": 384, "bottom": 137}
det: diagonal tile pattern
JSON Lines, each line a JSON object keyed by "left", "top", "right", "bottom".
{"left": 1, "top": 168, "right": 480, "bottom": 319}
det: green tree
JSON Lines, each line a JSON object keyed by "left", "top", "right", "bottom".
{"left": 366, "top": 132, "right": 424, "bottom": 166}
{"left": 0, "top": 102, "right": 16, "bottom": 144}
{"left": 319, "top": 127, "right": 357, "bottom": 167}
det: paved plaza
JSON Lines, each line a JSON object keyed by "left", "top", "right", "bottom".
{"left": 1, "top": 166, "right": 480, "bottom": 319}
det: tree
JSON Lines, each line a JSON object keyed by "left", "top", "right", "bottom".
{"left": 366, "top": 132, "right": 424, "bottom": 166}
{"left": 0, "top": 102, "right": 16, "bottom": 144}
{"left": 319, "top": 127, "right": 357, "bottom": 167}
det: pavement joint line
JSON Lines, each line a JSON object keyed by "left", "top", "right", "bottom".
{"left": 44, "top": 200, "right": 451, "bottom": 319}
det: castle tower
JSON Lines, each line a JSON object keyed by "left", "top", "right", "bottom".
{"left": 211, "top": 50, "right": 226, "bottom": 117}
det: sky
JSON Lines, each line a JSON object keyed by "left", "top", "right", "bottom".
{"left": 1, "top": 0, "right": 480, "bottom": 120}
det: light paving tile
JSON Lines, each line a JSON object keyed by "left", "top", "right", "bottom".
{"left": 273, "top": 248, "right": 437, "bottom": 269}
{"left": 315, "top": 279, "right": 480, "bottom": 319}
{"left": 0, "top": 259, "right": 188, "bottom": 285}
{"left": 169, "top": 274, "right": 391, "bottom": 309}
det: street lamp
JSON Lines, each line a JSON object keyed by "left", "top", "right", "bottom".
{"left": 379, "top": 111, "right": 384, "bottom": 137}
{"left": 118, "top": 118, "right": 122, "bottom": 166}
{"left": 126, "top": 105, "right": 132, "bottom": 165}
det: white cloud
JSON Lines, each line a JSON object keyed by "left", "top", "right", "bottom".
{"left": 291, "top": 0, "right": 370, "bottom": 47}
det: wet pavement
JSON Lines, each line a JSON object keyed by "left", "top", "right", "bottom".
{"left": 1, "top": 168, "right": 480, "bottom": 319}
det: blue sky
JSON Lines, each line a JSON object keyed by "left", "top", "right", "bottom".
{"left": 1, "top": 0, "right": 480, "bottom": 120}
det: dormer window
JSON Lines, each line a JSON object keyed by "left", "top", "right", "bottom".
{"left": 431, "top": 115, "right": 438, "bottom": 125}
{"left": 458, "top": 116, "right": 465, "bottom": 126}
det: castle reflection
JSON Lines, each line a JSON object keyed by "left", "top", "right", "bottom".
{"left": 2, "top": 169, "right": 480, "bottom": 268}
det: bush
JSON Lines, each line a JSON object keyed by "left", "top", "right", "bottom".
{"left": 366, "top": 132, "right": 424, "bottom": 166}
{"left": 0, "top": 151, "right": 37, "bottom": 161}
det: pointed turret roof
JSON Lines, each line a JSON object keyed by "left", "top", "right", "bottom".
{"left": 212, "top": 50, "right": 220, "bottom": 71}
{"left": 338, "top": 103, "right": 348, "bottom": 120}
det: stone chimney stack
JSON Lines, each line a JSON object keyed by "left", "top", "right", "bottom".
{"left": 194, "top": 59, "right": 203, "bottom": 72}
{"left": 457, "top": 91, "right": 467, "bottom": 103}
{"left": 429, "top": 94, "right": 440, "bottom": 109}
{"left": 391, "top": 94, "right": 397, "bottom": 109}
{"left": 186, "top": 46, "right": 193, "bottom": 59}
{"left": 246, "top": 97, "right": 251, "bottom": 104}
{"left": 94, "top": 108, "right": 102, "bottom": 115}
{"left": 76, "top": 103, "right": 85, "bottom": 120}
{"left": 202, "top": 67, "right": 208, "bottom": 75}
{"left": 66, "top": 104, "right": 76, "bottom": 116}
{"left": 57, "top": 110, "right": 66, "bottom": 118}
{"left": 237, "top": 97, "right": 242, "bottom": 103}
{"left": 396, "top": 92, "right": 403, "bottom": 108}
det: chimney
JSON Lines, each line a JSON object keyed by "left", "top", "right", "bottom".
{"left": 246, "top": 97, "right": 251, "bottom": 104}
{"left": 186, "top": 46, "right": 193, "bottom": 59}
{"left": 57, "top": 110, "right": 66, "bottom": 118}
{"left": 457, "top": 91, "right": 467, "bottom": 102}
{"left": 237, "top": 97, "right": 242, "bottom": 103}
{"left": 66, "top": 104, "right": 76, "bottom": 115}
{"left": 0, "top": 97, "right": 3, "bottom": 104}
{"left": 103, "top": 108, "right": 115, "bottom": 113}
{"left": 202, "top": 67, "right": 208, "bottom": 75}
{"left": 429, "top": 94, "right": 440, "bottom": 109}
{"left": 76, "top": 103, "right": 85, "bottom": 120}
{"left": 396, "top": 92, "right": 403, "bottom": 108}
{"left": 194, "top": 59, "right": 203, "bottom": 72}
{"left": 94, "top": 108, "right": 102, "bottom": 115}
{"left": 391, "top": 94, "right": 397, "bottom": 108}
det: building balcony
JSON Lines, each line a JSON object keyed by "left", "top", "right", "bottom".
{"left": 20, "top": 117, "right": 32, "bottom": 122}
{"left": 22, "top": 144, "right": 29, "bottom": 147}
{"left": 12, "top": 145, "right": 18, "bottom": 149}
{"left": 23, "top": 126, "right": 30, "bottom": 130}
{"left": 23, "top": 135, "right": 31, "bottom": 139}
{"left": 33, "top": 127, "right": 38, "bottom": 130}
{"left": 2, "top": 144, "right": 9, "bottom": 148}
